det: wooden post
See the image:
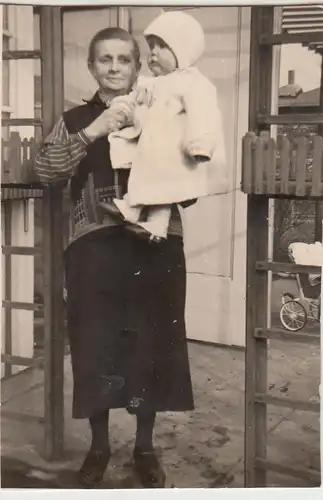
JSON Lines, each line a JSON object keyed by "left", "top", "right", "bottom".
{"left": 40, "top": 6, "right": 65, "bottom": 461}
{"left": 315, "top": 53, "right": 323, "bottom": 242}
{"left": 4, "top": 201, "right": 13, "bottom": 378}
{"left": 244, "top": 6, "right": 273, "bottom": 487}
{"left": 242, "top": 8, "right": 323, "bottom": 488}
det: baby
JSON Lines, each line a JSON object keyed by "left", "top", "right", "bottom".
{"left": 101, "top": 10, "right": 228, "bottom": 242}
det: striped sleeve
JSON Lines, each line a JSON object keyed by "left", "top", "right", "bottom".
{"left": 34, "top": 117, "right": 92, "bottom": 184}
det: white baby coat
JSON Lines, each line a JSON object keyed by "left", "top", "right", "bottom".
{"left": 109, "top": 67, "right": 228, "bottom": 206}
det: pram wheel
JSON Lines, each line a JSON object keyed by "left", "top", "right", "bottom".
{"left": 279, "top": 300, "right": 307, "bottom": 332}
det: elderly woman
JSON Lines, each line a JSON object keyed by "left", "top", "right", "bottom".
{"left": 35, "top": 27, "right": 194, "bottom": 489}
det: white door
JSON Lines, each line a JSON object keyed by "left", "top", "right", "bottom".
{"left": 181, "top": 7, "right": 251, "bottom": 347}
{"left": 132, "top": 6, "right": 251, "bottom": 347}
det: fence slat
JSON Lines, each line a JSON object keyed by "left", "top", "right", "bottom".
{"left": 29, "top": 137, "right": 39, "bottom": 182}
{"left": 242, "top": 132, "right": 256, "bottom": 193}
{"left": 265, "top": 136, "right": 276, "bottom": 195}
{"left": 279, "top": 136, "right": 291, "bottom": 195}
{"left": 21, "top": 138, "right": 29, "bottom": 183}
{"left": 295, "top": 137, "right": 308, "bottom": 197}
{"left": 311, "top": 135, "right": 323, "bottom": 197}
{"left": 8, "top": 133, "right": 20, "bottom": 183}
{"left": 254, "top": 134, "right": 267, "bottom": 194}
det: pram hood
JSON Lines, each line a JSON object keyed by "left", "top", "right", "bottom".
{"left": 288, "top": 241, "right": 322, "bottom": 267}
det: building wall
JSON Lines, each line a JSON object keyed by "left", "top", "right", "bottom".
{"left": 1, "top": 4, "right": 35, "bottom": 377}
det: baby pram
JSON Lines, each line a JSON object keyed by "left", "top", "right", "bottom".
{"left": 279, "top": 241, "right": 322, "bottom": 332}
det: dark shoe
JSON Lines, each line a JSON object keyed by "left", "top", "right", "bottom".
{"left": 133, "top": 448, "right": 166, "bottom": 488}
{"left": 77, "top": 449, "right": 111, "bottom": 488}
{"left": 99, "top": 201, "right": 126, "bottom": 222}
{"left": 124, "top": 222, "right": 163, "bottom": 243}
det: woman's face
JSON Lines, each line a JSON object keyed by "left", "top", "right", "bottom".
{"left": 89, "top": 38, "right": 139, "bottom": 94}
{"left": 146, "top": 35, "right": 177, "bottom": 76}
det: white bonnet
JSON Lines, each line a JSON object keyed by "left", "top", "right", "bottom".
{"left": 143, "top": 11, "right": 205, "bottom": 69}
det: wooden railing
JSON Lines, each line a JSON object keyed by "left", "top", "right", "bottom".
{"left": 241, "top": 131, "right": 323, "bottom": 198}
{"left": 1, "top": 131, "right": 39, "bottom": 184}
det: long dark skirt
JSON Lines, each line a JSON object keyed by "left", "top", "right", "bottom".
{"left": 65, "top": 227, "right": 194, "bottom": 419}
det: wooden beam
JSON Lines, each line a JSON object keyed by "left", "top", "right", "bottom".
{"left": 255, "top": 458, "right": 321, "bottom": 484}
{"left": 255, "top": 328, "right": 320, "bottom": 344}
{"left": 255, "top": 393, "right": 320, "bottom": 412}
{"left": 2, "top": 50, "right": 41, "bottom": 60}
{"left": 314, "top": 54, "right": 323, "bottom": 242}
{"left": 1, "top": 187, "right": 44, "bottom": 200}
{"left": 2, "top": 118, "right": 43, "bottom": 127}
{"left": 4, "top": 201, "right": 12, "bottom": 378}
{"left": 256, "top": 261, "right": 321, "bottom": 275}
{"left": 40, "top": 6, "right": 65, "bottom": 462}
{"left": 258, "top": 113, "right": 323, "bottom": 125}
{"left": 2, "top": 300, "right": 43, "bottom": 312}
{"left": 244, "top": 6, "right": 274, "bottom": 487}
{"left": 1, "top": 354, "right": 43, "bottom": 367}
{"left": 2, "top": 245, "right": 42, "bottom": 256}
{"left": 260, "top": 31, "right": 323, "bottom": 45}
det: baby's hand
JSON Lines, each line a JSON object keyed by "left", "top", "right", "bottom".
{"left": 133, "top": 85, "right": 155, "bottom": 107}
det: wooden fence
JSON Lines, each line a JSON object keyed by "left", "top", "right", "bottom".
{"left": 1, "top": 132, "right": 40, "bottom": 185}
{"left": 242, "top": 131, "right": 323, "bottom": 198}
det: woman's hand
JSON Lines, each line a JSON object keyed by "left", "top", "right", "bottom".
{"left": 84, "top": 102, "right": 133, "bottom": 142}
{"left": 109, "top": 95, "right": 135, "bottom": 126}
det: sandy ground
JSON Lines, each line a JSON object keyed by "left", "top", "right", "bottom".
{"left": 1, "top": 278, "right": 321, "bottom": 489}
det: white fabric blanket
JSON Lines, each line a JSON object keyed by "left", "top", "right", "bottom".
{"left": 288, "top": 241, "right": 322, "bottom": 285}
{"left": 288, "top": 241, "right": 322, "bottom": 267}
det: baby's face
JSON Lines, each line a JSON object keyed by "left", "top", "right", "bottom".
{"left": 146, "top": 35, "right": 177, "bottom": 76}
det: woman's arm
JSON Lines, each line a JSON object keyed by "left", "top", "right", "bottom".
{"left": 35, "top": 117, "right": 91, "bottom": 184}
{"left": 35, "top": 103, "right": 133, "bottom": 184}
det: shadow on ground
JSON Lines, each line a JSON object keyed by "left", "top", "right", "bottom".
{"left": 1, "top": 456, "right": 141, "bottom": 489}
{"left": 1, "top": 453, "right": 235, "bottom": 489}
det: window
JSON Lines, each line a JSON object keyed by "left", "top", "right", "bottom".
{"left": 2, "top": 5, "right": 12, "bottom": 106}
{"left": 2, "top": 35, "right": 10, "bottom": 107}
{"left": 2, "top": 111, "right": 10, "bottom": 141}
{"left": 3, "top": 5, "right": 9, "bottom": 31}
{"left": 2, "top": 5, "right": 13, "bottom": 139}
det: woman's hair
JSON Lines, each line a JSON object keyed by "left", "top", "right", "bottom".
{"left": 88, "top": 27, "right": 141, "bottom": 68}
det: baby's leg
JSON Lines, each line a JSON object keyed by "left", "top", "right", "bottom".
{"left": 114, "top": 195, "right": 142, "bottom": 224}
{"left": 138, "top": 205, "right": 171, "bottom": 239}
